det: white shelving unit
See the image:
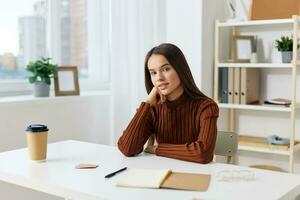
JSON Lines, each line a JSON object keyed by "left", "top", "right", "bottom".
{"left": 214, "top": 16, "right": 299, "bottom": 173}
{"left": 218, "top": 63, "right": 293, "bottom": 68}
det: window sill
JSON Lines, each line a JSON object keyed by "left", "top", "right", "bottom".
{"left": 0, "top": 90, "right": 111, "bottom": 105}
{"left": 0, "top": 79, "right": 110, "bottom": 98}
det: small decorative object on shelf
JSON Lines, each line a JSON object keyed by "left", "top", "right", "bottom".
{"left": 275, "top": 35, "right": 299, "bottom": 63}
{"left": 267, "top": 135, "right": 290, "bottom": 145}
{"left": 264, "top": 98, "right": 291, "bottom": 106}
{"left": 26, "top": 57, "right": 58, "bottom": 97}
{"left": 232, "top": 35, "right": 255, "bottom": 63}
{"left": 225, "top": 0, "right": 236, "bottom": 22}
{"left": 250, "top": 36, "right": 258, "bottom": 63}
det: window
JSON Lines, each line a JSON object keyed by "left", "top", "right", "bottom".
{"left": 0, "top": 0, "right": 44, "bottom": 81}
{"left": 0, "top": 0, "right": 109, "bottom": 96}
{"left": 50, "top": 0, "right": 89, "bottom": 79}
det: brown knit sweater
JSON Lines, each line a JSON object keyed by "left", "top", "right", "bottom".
{"left": 117, "top": 92, "right": 219, "bottom": 163}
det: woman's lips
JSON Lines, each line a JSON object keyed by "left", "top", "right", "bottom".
{"left": 158, "top": 83, "right": 169, "bottom": 90}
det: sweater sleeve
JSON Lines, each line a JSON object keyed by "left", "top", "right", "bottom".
{"left": 155, "top": 102, "right": 219, "bottom": 163}
{"left": 117, "top": 102, "right": 154, "bottom": 156}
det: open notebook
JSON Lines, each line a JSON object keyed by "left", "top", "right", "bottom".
{"left": 115, "top": 168, "right": 211, "bottom": 191}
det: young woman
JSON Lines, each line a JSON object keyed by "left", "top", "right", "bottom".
{"left": 118, "top": 43, "right": 219, "bottom": 163}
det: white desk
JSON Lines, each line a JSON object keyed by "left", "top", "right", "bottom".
{"left": 0, "top": 140, "right": 299, "bottom": 200}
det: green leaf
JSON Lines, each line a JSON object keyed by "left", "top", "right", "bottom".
{"left": 25, "top": 57, "right": 58, "bottom": 85}
{"left": 29, "top": 76, "right": 37, "bottom": 84}
{"left": 275, "top": 35, "right": 299, "bottom": 51}
{"left": 45, "top": 77, "right": 51, "bottom": 85}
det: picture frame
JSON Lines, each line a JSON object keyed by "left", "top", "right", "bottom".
{"left": 54, "top": 66, "right": 80, "bottom": 96}
{"left": 232, "top": 35, "right": 255, "bottom": 63}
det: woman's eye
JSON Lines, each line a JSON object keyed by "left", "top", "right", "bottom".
{"left": 149, "top": 71, "right": 156, "bottom": 76}
{"left": 162, "top": 67, "right": 169, "bottom": 72}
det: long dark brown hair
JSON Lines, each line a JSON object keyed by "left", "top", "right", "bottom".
{"left": 144, "top": 43, "right": 206, "bottom": 99}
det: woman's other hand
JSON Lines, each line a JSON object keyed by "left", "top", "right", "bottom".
{"left": 144, "top": 145, "right": 157, "bottom": 154}
{"left": 144, "top": 135, "right": 157, "bottom": 154}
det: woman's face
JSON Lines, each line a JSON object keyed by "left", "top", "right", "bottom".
{"left": 147, "top": 54, "right": 183, "bottom": 101}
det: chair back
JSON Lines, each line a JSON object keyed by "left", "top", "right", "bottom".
{"left": 214, "top": 131, "right": 238, "bottom": 163}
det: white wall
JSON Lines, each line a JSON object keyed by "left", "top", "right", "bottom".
{"left": 165, "top": 0, "right": 203, "bottom": 91}
{"left": 165, "top": 0, "right": 227, "bottom": 97}
{"left": 0, "top": 93, "right": 111, "bottom": 151}
{"left": 0, "top": 93, "right": 110, "bottom": 199}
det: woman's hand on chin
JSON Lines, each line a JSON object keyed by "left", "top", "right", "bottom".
{"left": 145, "top": 87, "right": 166, "bottom": 106}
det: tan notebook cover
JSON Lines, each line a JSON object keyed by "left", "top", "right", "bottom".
{"left": 160, "top": 172, "right": 211, "bottom": 192}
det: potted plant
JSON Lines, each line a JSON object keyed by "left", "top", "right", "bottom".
{"left": 26, "top": 57, "right": 58, "bottom": 97}
{"left": 275, "top": 35, "right": 299, "bottom": 63}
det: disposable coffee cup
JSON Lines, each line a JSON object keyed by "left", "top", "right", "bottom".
{"left": 26, "top": 124, "right": 49, "bottom": 162}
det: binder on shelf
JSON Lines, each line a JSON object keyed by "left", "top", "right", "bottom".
{"left": 240, "top": 68, "right": 260, "bottom": 104}
{"left": 219, "top": 68, "right": 228, "bottom": 103}
{"left": 233, "top": 68, "right": 241, "bottom": 104}
{"left": 228, "top": 68, "right": 234, "bottom": 104}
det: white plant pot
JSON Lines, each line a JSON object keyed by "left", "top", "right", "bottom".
{"left": 34, "top": 81, "right": 50, "bottom": 97}
{"left": 281, "top": 51, "right": 292, "bottom": 63}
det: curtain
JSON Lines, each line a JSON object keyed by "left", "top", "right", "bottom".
{"left": 109, "top": 0, "right": 166, "bottom": 144}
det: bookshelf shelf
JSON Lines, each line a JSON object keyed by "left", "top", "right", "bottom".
{"left": 218, "top": 103, "right": 292, "bottom": 112}
{"left": 238, "top": 145, "right": 290, "bottom": 155}
{"left": 218, "top": 18, "right": 297, "bottom": 27}
{"left": 218, "top": 63, "right": 293, "bottom": 68}
{"left": 214, "top": 16, "right": 299, "bottom": 173}
{"left": 238, "top": 135, "right": 300, "bottom": 156}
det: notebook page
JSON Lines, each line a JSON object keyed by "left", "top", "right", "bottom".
{"left": 116, "top": 168, "right": 171, "bottom": 189}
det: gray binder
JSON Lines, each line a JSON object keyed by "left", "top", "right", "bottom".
{"left": 219, "top": 68, "right": 228, "bottom": 103}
